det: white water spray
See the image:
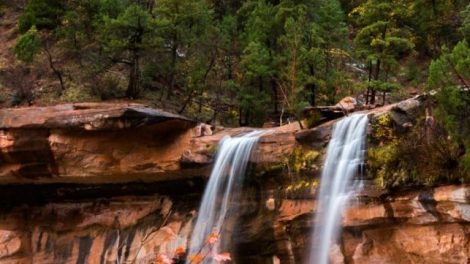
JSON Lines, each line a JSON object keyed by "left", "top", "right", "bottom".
{"left": 309, "top": 113, "right": 368, "bottom": 264}
{"left": 187, "top": 130, "right": 263, "bottom": 263}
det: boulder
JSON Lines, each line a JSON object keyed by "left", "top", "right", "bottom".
{"left": 335, "top": 96, "right": 357, "bottom": 112}
{"left": 295, "top": 120, "right": 334, "bottom": 149}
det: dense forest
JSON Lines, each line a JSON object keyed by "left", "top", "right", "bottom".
{"left": 0, "top": 0, "right": 469, "bottom": 129}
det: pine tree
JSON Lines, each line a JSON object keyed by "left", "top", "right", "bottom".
{"left": 351, "top": 0, "right": 414, "bottom": 104}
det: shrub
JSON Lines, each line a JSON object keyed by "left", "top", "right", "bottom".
{"left": 93, "top": 73, "right": 126, "bottom": 100}
{"left": 14, "top": 27, "right": 40, "bottom": 62}
{"left": 2, "top": 66, "right": 35, "bottom": 106}
{"left": 61, "top": 84, "right": 96, "bottom": 102}
{"left": 367, "top": 115, "right": 464, "bottom": 188}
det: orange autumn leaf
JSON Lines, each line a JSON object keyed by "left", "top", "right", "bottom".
{"left": 189, "top": 254, "right": 204, "bottom": 264}
{"left": 207, "top": 233, "right": 219, "bottom": 244}
{"left": 174, "top": 247, "right": 185, "bottom": 255}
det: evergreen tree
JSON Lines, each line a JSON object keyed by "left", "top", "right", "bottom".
{"left": 351, "top": 0, "right": 414, "bottom": 104}
{"left": 99, "top": 3, "right": 160, "bottom": 98}
{"left": 427, "top": 40, "right": 470, "bottom": 171}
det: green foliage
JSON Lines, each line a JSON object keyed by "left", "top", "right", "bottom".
{"left": 7, "top": 0, "right": 470, "bottom": 131}
{"left": 410, "top": 0, "right": 467, "bottom": 54}
{"left": 427, "top": 41, "right": 470, "bottom": 140}
{"left": 61, "top": 84, "right": 96, "bottom": 102}
{"left": 14, "top": 27, "right": 40, "bottom": 62}
{"left": 368, "top": 115, "right": 464, "bottom": 188}
{"left": 94, "top": 73, "right": 127, "bottom": 100}
{"left": 351, "top": 0, "right": 415, "bottom": 103}
{"left": 305, "top": 111, "right": 321, "bottom": 128}
{"left": 284, "top": 147, "right": 320, "bottom": 176}
{"left": 426, "top": 40, "right": 470, "bottom": 179}
{"left": 19, "top": 0, "right": 65, "bottom": 33}
{"left": 462, "top": 4, "right": 470, "bottom": 41}
{"left": 100, "top": 4, "right": 159, "bottom": 53}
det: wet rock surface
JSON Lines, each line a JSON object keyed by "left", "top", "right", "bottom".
{"left": 0, "top": 183, "right": 466, "bottom": 263}
{"left": 0, "top": 97, "right": 468, "bottom": 264}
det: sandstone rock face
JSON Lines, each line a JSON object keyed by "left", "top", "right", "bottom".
{"left": 184, "top": 122, "right": 301, "bottom": 168}
{"left": 0, "top": 103, "right": 300, "bottom": 184}
{"left": 0, "top": 97, "right": 467, "bottom": 264}
{"left": 0, "top": 184, "right": 466, "bottom": 264}
{"left": 270, "top": 186, "right": 470, "bottom": 264}
{"left": 0, "top": 103, "right": 200, "bottom": 183}
{"left": 0, "top": 194, "right": 197, "bottom": 264}
{"left": 335, "top": 96, "right": 357, "bottom": 112}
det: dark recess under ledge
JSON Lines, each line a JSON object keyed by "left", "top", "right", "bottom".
{"left": 0, "top": 178, "right": 206, "bottom": 209}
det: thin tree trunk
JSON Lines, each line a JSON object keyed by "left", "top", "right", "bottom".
{"left": 366, "top": 60, "right": 372, "bottom": 105}
{"left": 271, "top": 77, "right": 279, "bottom": 113}
{"left": 308, "top": 64, "right": 316, "bottom": 106}
{"left": 44, "top": 42, "right": 65, "bottom": 93}
{"left": 166, "top": 12, "right": 179, "bottom": 100}
{"left": 371, "top": 59, "right": 381, "bottom": 105}
{"left": 126, "top": 53, "right": 140, "bottom": 99}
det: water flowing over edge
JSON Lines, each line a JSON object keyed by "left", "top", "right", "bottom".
{"left": 309, "top": 113, "right": 369, "bottom": 264}
{"left": 187, "top": 130, "right": 264, "bottom": 263}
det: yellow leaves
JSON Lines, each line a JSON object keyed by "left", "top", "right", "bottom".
{"left": 350, "top": 6, "right": 366, "bottom": 17}
{"left": 372, "top": 114, "right": 396, "bottom": 143}
{"left": 286, "top": 179, "right": 318, "bottom": 193}
{"left": 285, "top": 147, "right": 320, "bottom": 175}
{"left": 327, "top": 48, "right": 351, "bottom": 59}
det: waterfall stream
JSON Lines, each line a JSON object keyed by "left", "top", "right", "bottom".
{"left": 309, "top": 113, "right": 369, "bottom": 264}
{"left": 187, "top": 130, "right": 263, "bottom": 263}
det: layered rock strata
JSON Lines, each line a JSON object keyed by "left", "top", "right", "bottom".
{"left": 0, "top": 95, "right": 467, "bottom": 264}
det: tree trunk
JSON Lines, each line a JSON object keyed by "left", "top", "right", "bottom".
{"left": 44, "top": 41, "right": 65, "bottom": 94}
{"left": 366, "top": 60, "right": 372, "bottom": 105}
{"left": 271, "top": 77, "right": 278, "bottom": 113}
{"left": 308, "top": 64, "right": 316, "bottom": 106}
{"left": 126, "top": 53, "right": 140, "bottom": 99}
{"left": 166, "top": 29, "right": 178, "bottom": 100}
{"left": 370, "top": 59, "right": 381, "bottom": 105}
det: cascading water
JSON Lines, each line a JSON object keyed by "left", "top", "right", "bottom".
{"left": 187, "top": 130, "right": 263, "bottom": 263}
{"left": 309, "top": 113, "right": 369, "bottom": 264}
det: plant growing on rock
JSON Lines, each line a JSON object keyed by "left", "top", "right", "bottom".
{"left": 368, "top": 114, "right": 463, "bottom": 188}
{"left": 155, "top": 232, "right": 232, "bottom": 264}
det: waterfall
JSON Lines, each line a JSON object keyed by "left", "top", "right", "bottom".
{"left": 187, "top": 130, "right": 263, "bottom": 263}
{"left": 309, "top": 113, "right": 368, "bottom": 264}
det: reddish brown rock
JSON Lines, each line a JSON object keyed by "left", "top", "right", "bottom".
{"left": 335, "top": 96, "right": 357, "bottom": 112}
{"left": 0, "top": 103, "right": 201, "bottom": 184}
{"left": 0, "top": 193, "right": 197, "bottom": 264}
{"left": 0, "top": 96, "right": 464, "bottom": 264}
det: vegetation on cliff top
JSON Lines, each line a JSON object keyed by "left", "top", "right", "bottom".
{"left": 1, "top": 0, "right": 470, "bottom": 185}
{"left": 0, "top": 1, "right": 468, "bottom": 125}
